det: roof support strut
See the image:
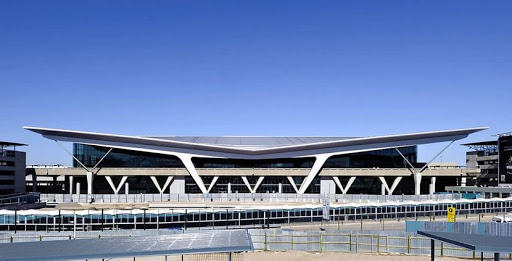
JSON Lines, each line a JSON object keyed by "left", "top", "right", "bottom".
{"left": 207, "top": 176, "right": 219, "bottom": 193}
{"left": 241, "top": 176, "right": 265, "bottom": 193}
{"left": 287, "top": 177, "right": 300, "bottom": 193}
{"left": 333, "top": 176, "right": 356, "bottom": 195}
{"left": 55, "top": 141, "right": 113, "bottom": 195}
{"left": 298, "top": 154, "right": 329, "bottom": 194}
{"left": 396, "top": 140, "right": 455, "bottom": 195}
{"left": 176, "top": 154, "right": 208, "bottom": 194}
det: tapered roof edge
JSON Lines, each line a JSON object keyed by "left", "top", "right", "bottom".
{"left": 23, "top": 126, "right": 488, "bottom": 155}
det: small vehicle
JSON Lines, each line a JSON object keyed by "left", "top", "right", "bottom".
{"left": 491, "top": 215, "right": 512, "bottom": 223}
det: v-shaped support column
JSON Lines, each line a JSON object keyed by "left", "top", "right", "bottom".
{"left": 176, "top": 154, "right": 208, "bottom": 194}
{"left": 333, "top": 177, "right": 356, "bottom": 194}
{"left": 241, "top": 176, "right": 265, "bottom": 193}
{"left": 150, "top": 176, "right": 174, "bottom": 195}
{"left": 379, "top": 177, "right": 402, "bottom": 195}
{"left": 298, "top": 155, "right": 329, "bottom": 194}
{"left": 55, "top": 141, "right": 113, "bottom": 196}
{"left": 207, "top": 176, "right": 219, "bottom": 193}
{"left": 105, "top": 176, "right": 128, "bottom": 195}
{"left": 287, "top": 177, "right": 300, "bottom": 193}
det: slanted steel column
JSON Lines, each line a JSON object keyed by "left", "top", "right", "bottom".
{"left": 105, "top": 176, "right": 128, "bottom": 195}
{"left": 207, "top": 176, "right": 219, "bottom": 193}
{"left": 176, "top": 154, "right": 208, "bottom": 194}
{"left": 299, "top": 154, "right": 329, "bottom": 194}
{"left": 287, "top": 177, "right": 299, "bottom": 193}
{"left": 396, "top": 141, "right": 454, "bottom": 195}
{"left": 333, "top": 177, "right": 356, "bottom": 195}
{"left": 150, "top": 176, "right": 173, "bottom": 195}
{"left": 55, "top": 141, "right": 113, "bottom": 196}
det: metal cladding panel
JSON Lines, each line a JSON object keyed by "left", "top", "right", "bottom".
{"left": 418, "top": 231, "right": 512, "bottom": 253}
{"left": 0, "top": 230, "right": 253, "bottom": 261}
{"left": 24, "top": 126, "right": 487, "bottom": 157}
{"left": 156, "top": 136, "right": 351, "bottom": 149}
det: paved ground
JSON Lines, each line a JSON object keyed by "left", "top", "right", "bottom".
{"left": 108, "top": 251, "right": 467, "bottom": 261}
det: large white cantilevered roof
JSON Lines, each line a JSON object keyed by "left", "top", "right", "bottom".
{"left": 24, "top": 126, "right": 488, "bottom": 159}
{"left": 152, "top": 136, "right": 355, "bottom": 150}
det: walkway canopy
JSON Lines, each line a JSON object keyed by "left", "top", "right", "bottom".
{"left": 418, "top": 231, "right": 512, "bottom": 261}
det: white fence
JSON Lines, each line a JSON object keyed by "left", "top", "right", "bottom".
{"left": 40, "top": 193, "right": 462, "bottom": 204}
{"left": 0, "top": 228, "right": 508, "bottom": 259}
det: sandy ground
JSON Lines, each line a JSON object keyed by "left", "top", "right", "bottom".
{"left": 107, "top": 251, "right": 466, "bottom": 261}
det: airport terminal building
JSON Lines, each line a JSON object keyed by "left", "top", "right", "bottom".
{"left": 25, "top": 127, "right": 486, "bottom": 196}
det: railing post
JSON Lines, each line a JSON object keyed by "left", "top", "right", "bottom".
{"left": 291, "top": 234, "right": 294, "bottom": 251}
{"left": 264, "top": 232, "right": 267, "bottom": 251}
{"left": 377, "top": 235, "right": 380, "bottom": 253}
{"left": 407, "top": 236, "right": 411, "bottom": 254}
{"left": 441, "top": 242, "right": 444, "bottom": 256}
{"left": 349, "top": 233, "right": 352, "bottom": 252}
{"left": 319, "top": 234, "right": 323, "bottom": 252}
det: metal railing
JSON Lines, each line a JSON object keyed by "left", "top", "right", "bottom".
{"left": 250, "top": 229, "right": 511, "bottom": 259}
{"left": 1, "top": 229, "right": 507, "bottom": 259}
{"left": 2, "top": 198, "right": 512, "bottom": 232}
{"left": 40, "top": 193, "right": 462, "bottom": 204}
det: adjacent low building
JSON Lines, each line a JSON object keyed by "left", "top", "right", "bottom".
{"left": 0, "top": 141, "right": 26, "bottom": 194}
{"left": 24, "top": 126, "right": 486, "bottom": 196}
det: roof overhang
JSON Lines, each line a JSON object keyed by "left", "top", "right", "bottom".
{"left": 24, "top": 126, "right": 488, "bottom": 159}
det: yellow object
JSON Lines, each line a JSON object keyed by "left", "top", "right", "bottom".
{"left": 447, "top": 207, "right": 456, "bottom": 222}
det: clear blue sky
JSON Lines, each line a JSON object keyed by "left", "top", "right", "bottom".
{"left": 1, "top": 1, "right": 510, "bottom": 165}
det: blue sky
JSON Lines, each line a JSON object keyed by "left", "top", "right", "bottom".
{"left": 1, "top": 1, "right": 510, "bottom": 165}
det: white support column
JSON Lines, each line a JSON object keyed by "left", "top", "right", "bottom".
{"left": 86, "top": 171, "right": 94, "bottom": 195}
{"left": 228, "top": 183, "right": 232, "bottom": 194}
{"left": 150, "top": 176, "right": 174, "bottom": 195}
{"left": 379, "top": 177, "right": 390, "bottom": 195}
{"left": 207, "top": 176, "right": 219, "bottom": 193}
{"left": 105, "top": 176, "right": 128, "bottom": 195}
{"left": 381, "top": 183, "right": 386, "bottom": 195}
{"left": 287, "top": 176, "right": 299, "bottom": 193}
{"left": 429, "top": 177, "right": 437, "bottom": 195}
{"left": 76, "top": 182, "right": 80, "bottom": 196}
{"left": 379, "top": 177, "right": 402, "bottom": 195}
{"left": 69, "top": 176, "right": 74, "bottom": 195}
{"left": 241, "top": 176, "right": 265, "bottom": 193}
{"left": 253, "top": 177, "right": 264, "bottom": 193}
{"left": 278, "top": 183, "right": 282, "bottom": 194}
{"left": 241, "top": 177, "right": 253, "bottom": 193}
{"left": 332, "top": 176, "right": 356, "bottom": 195}
{"left": 414, "top": 172, "right": 422, "bottom": 195}
{"left": 298, "top": 154, "right": 330, "bottom": 194}
{"left": 125, "top": 182, "right": 129, "bottom": 195}
{"left": 388, "top": 177, "right": 402, "bottom": 195}
{"left": 320, "top": 177, "right": 336, "bottom": 195}
{"left": 176, "top": 154, "right": 208, "bottom": 194}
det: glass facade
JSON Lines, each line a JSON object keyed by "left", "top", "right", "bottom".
{"left": 73, "top": 144, "right": 417, "bottom": 194}
{"left": 324, "top": 146, "right": 417, "bottom": 168}
{"left": 73, "top": 144, "right": 184, "bottom": 168}
{"left": 74, "top": 144, "right": 416, "bottom": 169}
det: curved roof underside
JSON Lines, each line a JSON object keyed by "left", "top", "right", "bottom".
{"left": 151, "top": 136, "right": 356, "bottom": 150}
{"left": 24, "top": 126, "right": 487, "bottom": 159}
